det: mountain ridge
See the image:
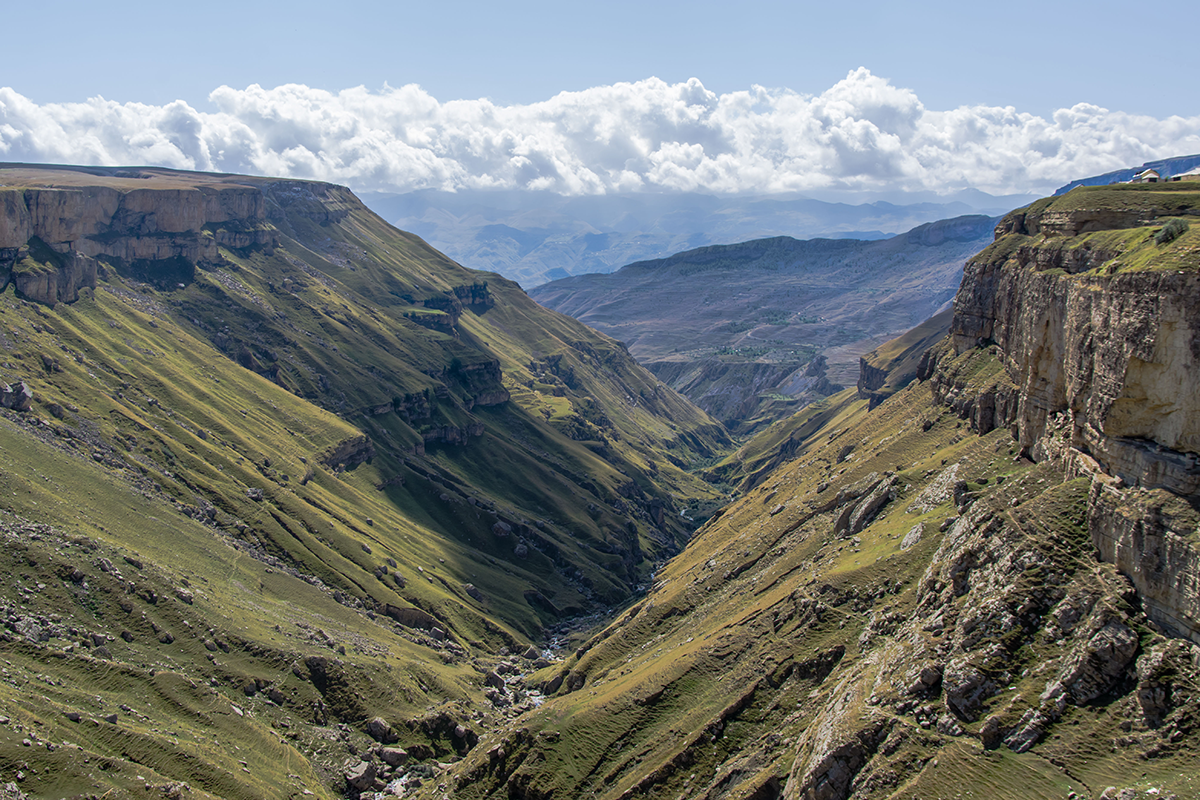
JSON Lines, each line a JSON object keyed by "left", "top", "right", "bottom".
{"left": 366, "top": 189, "right": 1030, "bottom": 286}
{"left": 531, "top": 214, "right": 996, "bottom": 434}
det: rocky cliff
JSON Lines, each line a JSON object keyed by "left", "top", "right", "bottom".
{"left": 921, "top": 182, "right": 1200, "bottom": 643}
{"left": 0, "top": 166, "right": 277, "bottom": 303}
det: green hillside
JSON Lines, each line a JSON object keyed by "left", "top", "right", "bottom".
{"left": 0, "top": 164, "right": 729, "bottom": 798}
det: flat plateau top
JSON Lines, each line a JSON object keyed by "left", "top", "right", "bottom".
{"left": 0, "top": 163, "right": 280, "bottom": 191}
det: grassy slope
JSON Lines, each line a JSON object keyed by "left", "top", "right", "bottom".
{"left": 0, "top": 167, "right": 731, "bottom": 798}
{"left": 430, "top": 186, "right": 1200, "bottom": 800}
{"left": 989, "top": 183, "right": 1200, "bottom": 275}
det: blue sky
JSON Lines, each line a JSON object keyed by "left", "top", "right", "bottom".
{"left": 2, "top": 0, "right": 1198, "bottom": 197}
{"left": 10, "top": 0, "right": 1195, "bottom": 116}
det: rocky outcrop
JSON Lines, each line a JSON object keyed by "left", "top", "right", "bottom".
{"left": 784, "top": 663, "right": 891, "bottom": 800}
{"left": 260, "top": 180, "right": 353, "bottom": 231}
{"left": 1089, "top": 475, "right": 1200, "bottom": 642}
{"left": 421, "top": 423, "right": 485, "bottom": 446}
{"left": 0, "top": 245, "right": 97, "bottom": 305}
{"left": 0, "top": 381, "right": 34, "bottom": 411}
{"left": 453, "top": 282, "right": 495, "bottom": 311}
{"left": 468, "top": 389, "right": 510, "bottom": 409}
{"left": 320, "top": 435, "right": 375, "bottom": 470}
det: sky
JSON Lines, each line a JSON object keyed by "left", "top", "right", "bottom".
{"left": 2, "top": 0, "right": 1198, "bottom": 198}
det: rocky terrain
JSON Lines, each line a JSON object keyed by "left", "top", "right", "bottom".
{"left": 426, "top": 182, "right": 1200, "bottom": 800}
{"left": 532, "top": 215, "right": 995, "bottom": 433}
{"left": 0, "top": 163, "right": 729, "bottom": 798}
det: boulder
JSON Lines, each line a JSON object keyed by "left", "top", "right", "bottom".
{"left": 344, "top": 760, "right": 376, "bottom": 791}
{"left": 378, "top": 746, "right": 409, "bottom": 767}
{"left": 365, "top": 716, "right": 396, "bottom": 744}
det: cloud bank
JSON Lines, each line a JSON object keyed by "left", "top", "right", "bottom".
{"left": 2, "top": 69, "right": 1197, "bottom": 196}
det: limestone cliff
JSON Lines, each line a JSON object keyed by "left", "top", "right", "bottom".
{"left": 0, "top": 166, "right": 277, "bottom": 303}
{"left": 922, "top": 182, "right": 1200, "bottom": 642}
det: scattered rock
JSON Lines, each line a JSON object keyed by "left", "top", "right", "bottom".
{"left": 0, "top": 382, "right": 33, "bottom": 412}
{"left": 900, "top": 523, "right": 923, "bottom": 550}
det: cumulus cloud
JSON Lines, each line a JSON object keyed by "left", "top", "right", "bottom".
{"left": 1, "top": 69, "right": 1197, "bottom": 196}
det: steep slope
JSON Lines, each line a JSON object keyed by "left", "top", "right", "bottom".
{"left": 856, "top": 307, "right": 953, "bottom": 410}
{"left": 0, "top": 164, "right": 729, "bottom": 798}
{"left": 531, "top": 216, "right": 994, "bottom": 434}
{"left": 433, "top": 183, "right": 1200, "bottom": 800}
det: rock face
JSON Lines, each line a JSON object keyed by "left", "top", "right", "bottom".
{"left": 0, "top": 169, "right": 279, "bottom": 304}
{"left": 1089, "top": 476, "right": 1200, "bottom": 643}
{"left": 949, "top": 257, "right": 1200, "bottom": 490}
{"left": 320, "top": 436, "right": 376, "bottom": 470}
{"left": 923, "top": 184, "right": 1200, "bottom": 642}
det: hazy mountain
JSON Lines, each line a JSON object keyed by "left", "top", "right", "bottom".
{"left": 532, "top": 215, "right": 997, "bottom": 433}
{"left": 361, "top": 189, "right": 1034, "bottom": 287}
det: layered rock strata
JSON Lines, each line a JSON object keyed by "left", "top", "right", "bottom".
{"left": 925, "top": 186, "right": 1200, "bottom": 642}
{"left": 0, "top": 171, "right": 278, "bottom": 303}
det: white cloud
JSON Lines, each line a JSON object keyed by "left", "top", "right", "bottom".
{"left": 1, "top": 69, "right": 1198, "bottom": 196}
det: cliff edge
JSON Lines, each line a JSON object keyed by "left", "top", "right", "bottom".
{"left": 921, "top": 182, "right": 1200, "bottom": 642}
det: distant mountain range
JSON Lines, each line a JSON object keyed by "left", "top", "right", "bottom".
{"left": 362, "top": 189, "right": 1033, "bottom": 287}
{"left": 532, "top": 214, "right": 997, "bottom": 433}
